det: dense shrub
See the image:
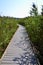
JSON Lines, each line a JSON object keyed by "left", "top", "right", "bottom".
{"left": 18, "top": 18, "right": 25, "bottom": 26}
{"left": 24, "top": 16, "right": 43, "bottom": 65}
{"left": 0, "top": 17, "right": 18, "bottom": 58}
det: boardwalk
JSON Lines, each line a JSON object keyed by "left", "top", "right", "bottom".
{"left": 0, "top": 25, "right": 39, "bottom": 65}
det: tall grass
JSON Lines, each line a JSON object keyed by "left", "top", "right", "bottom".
{"left": 0, "top": 16, "right": 18, "bottom": 58}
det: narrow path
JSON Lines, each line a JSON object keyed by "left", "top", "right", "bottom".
{"left": 1, "top": 25, "right": 39, "bottom": 65}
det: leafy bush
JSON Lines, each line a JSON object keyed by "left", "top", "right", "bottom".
{"left": 18, "top": 18, "right": 25, "bottom": 26}
{"left": 0, "top": 16, "right": 18, "bottom": 58}
{"left": 24, "top": 16, "right": 43, "bottom": 65}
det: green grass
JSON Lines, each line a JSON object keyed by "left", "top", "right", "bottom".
{"left": 0, "top": 16, "right": 18, "bottom": 58}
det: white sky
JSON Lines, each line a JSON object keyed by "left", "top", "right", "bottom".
{"left": 0, "top": 0, "right": 43, "bottom": 18}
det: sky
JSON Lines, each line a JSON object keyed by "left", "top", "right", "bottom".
{"left": 0, "top": 0, "right": 43, "bottom": 18}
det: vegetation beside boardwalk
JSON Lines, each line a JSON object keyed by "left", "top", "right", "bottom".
{"left": 0, "top": 16, "right": 18, "bottom": 58}
{"left": 19, "top": 15, "right": 43, "bottom": 65}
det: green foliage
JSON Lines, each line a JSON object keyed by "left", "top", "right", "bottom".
{"left": 23, "top": 16, "right": 43, "bottom": 64}
{"left": 18, "top": 18, "right": 25, "bottom": 26}
{"left": 0, "top": 16, "right": 18, "bottom": 58}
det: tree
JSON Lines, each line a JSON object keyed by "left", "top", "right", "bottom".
{"left": 41, "top": 5, "right": 43, "bottom": 16}
{"left": 30, "top": 3, "right": 38, "bottom": 16}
